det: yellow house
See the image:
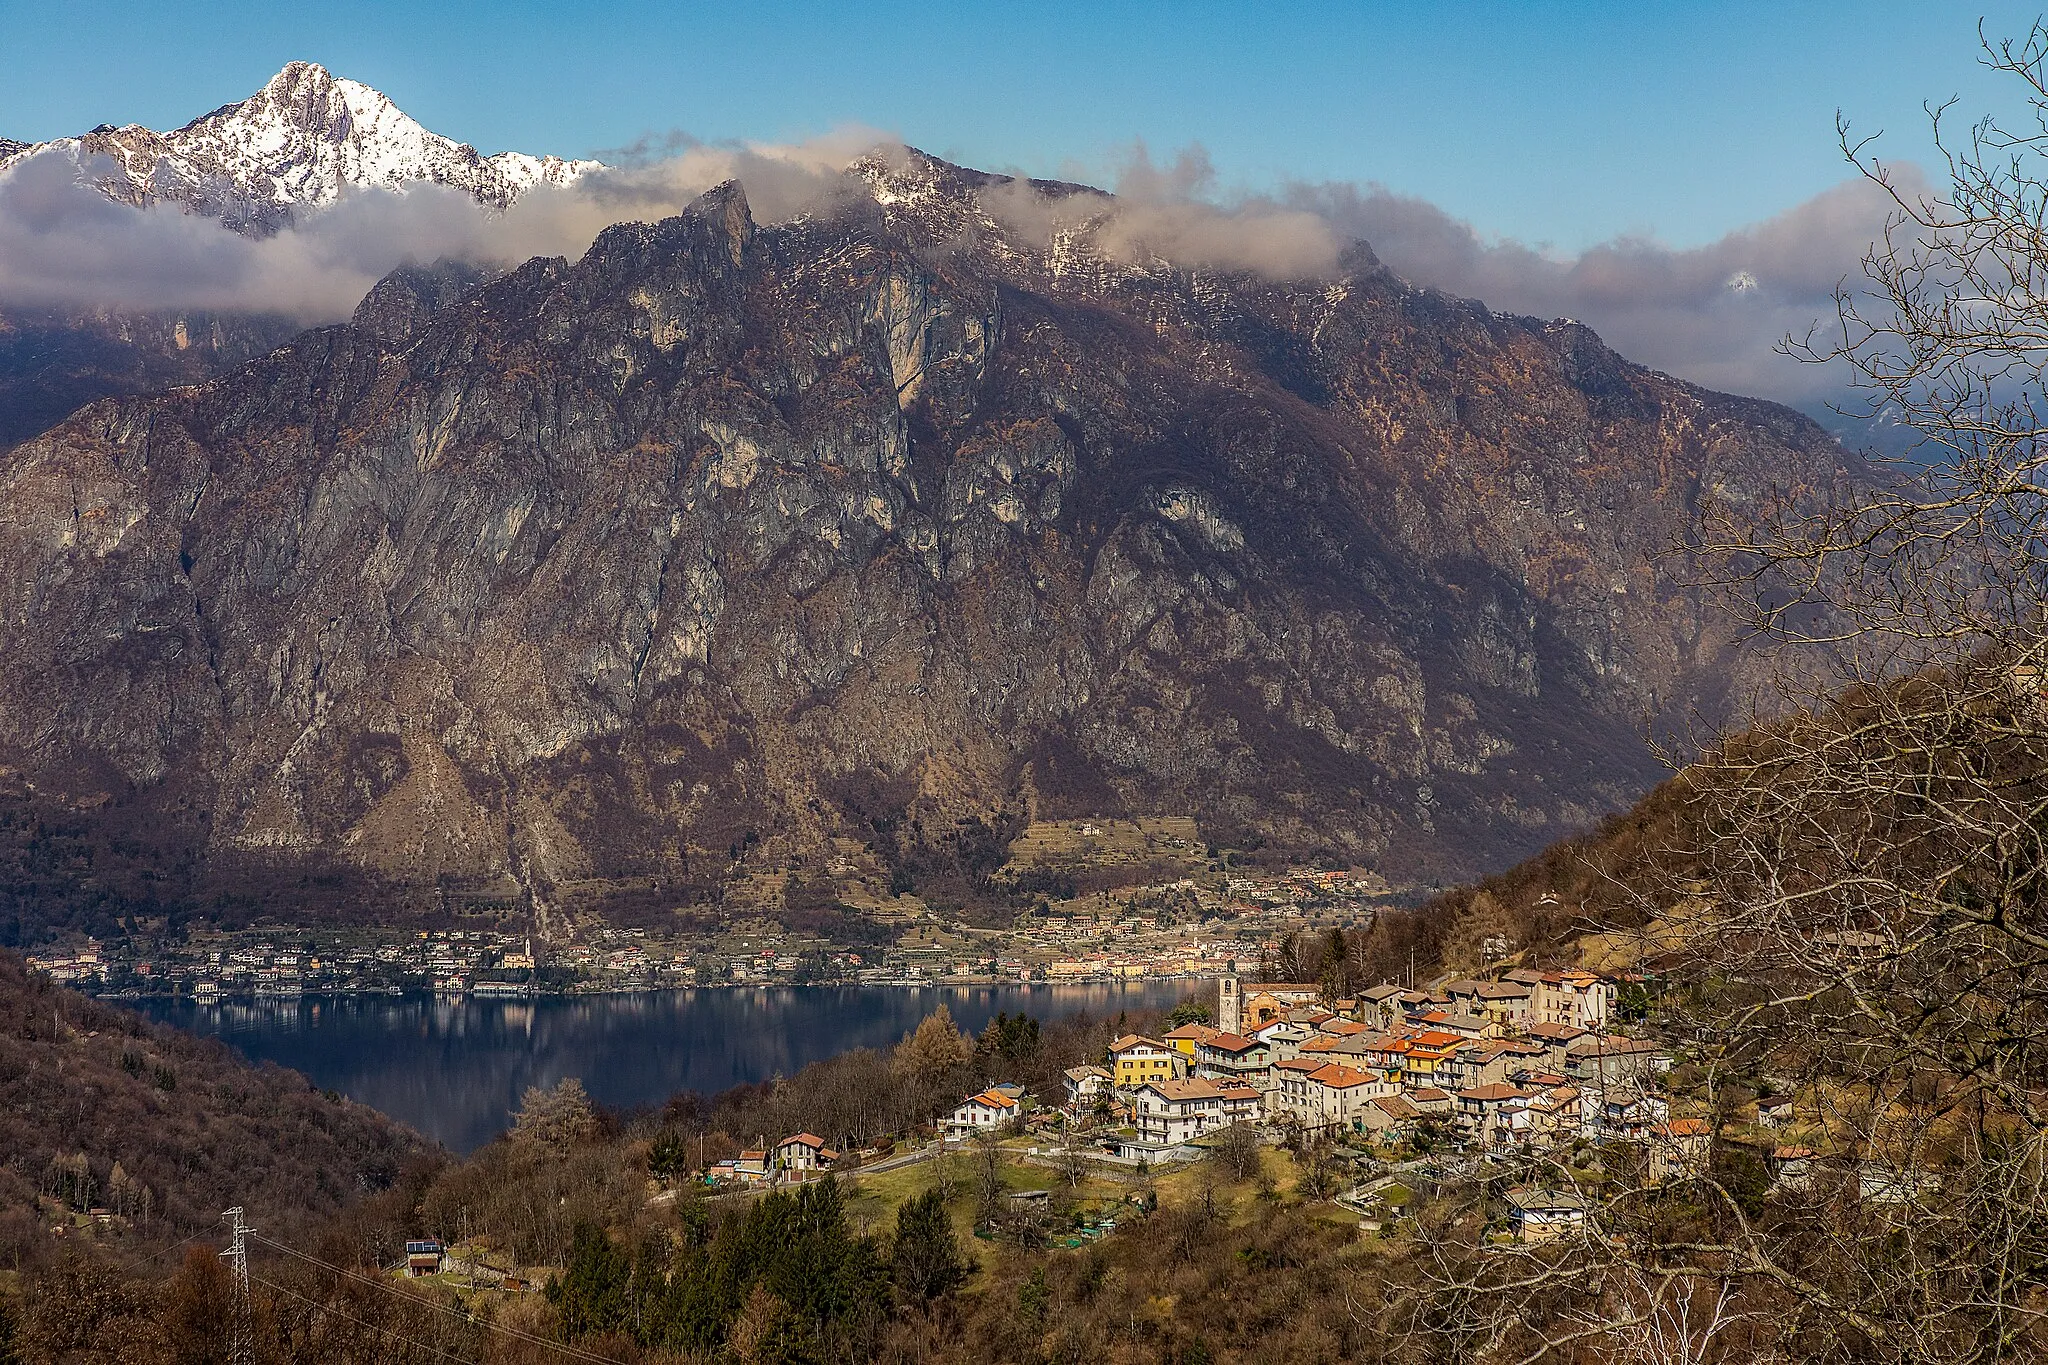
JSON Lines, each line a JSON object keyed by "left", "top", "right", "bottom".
{"left": 1109, "top": 1035, "right": 1183, "bottom": 1088}
{"left": 1163, "top": 1022, "right": 1220, "bottom": 1058}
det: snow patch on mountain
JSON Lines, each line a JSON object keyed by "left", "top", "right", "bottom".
{"left": 0, "top": 62, "right": 599, "bottom": 235}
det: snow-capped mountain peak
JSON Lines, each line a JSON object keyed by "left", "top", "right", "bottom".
{"left": 0, "top": 61, "right": 600, "bottom": 235}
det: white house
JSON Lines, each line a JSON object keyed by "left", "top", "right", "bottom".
{"left": 1134, "top": 1078, "right": 1230, "bottom": 1146}
{"left": 1063, "top": 1065, "right": 1113, "bottom": 1112}
{"left": 948, "top": 1088, "right": 1021, "bottom": 1134}
{"left": 1505, "top": 1186, "right": 1587, "bottom": 1242}
{"left": 1215, "top": 1081, "right": 1263, "bottom": 1124}
{"left": 1506, "top": 969, "right": 1616, "bottom": 1031}
{"left": 1276, "top": 1062, "right": 1391, "bottom": 1133}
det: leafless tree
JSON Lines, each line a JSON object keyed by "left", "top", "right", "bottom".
{"left": 1053, "top": 1121, "right": 1091, "bottom": 1189}
{"left": 1439, "top": 26, "right": 2048, "bottom": 1364}
{"left": 970, "top": 1128, "right": 1006, "bottom": 1232}
{"left": 1562, "top": 1271, "right": 1772, "bottom": 1365}
{"left": 1293, "top": 1134, "right": 1344, "bottom": 1203}
{"left": 1209, "top": 1121, "right": 1263, "bottom": 1183}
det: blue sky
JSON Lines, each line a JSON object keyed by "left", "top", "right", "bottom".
{"left": 0, "top": 1, "right": 2036, "bottom": 252}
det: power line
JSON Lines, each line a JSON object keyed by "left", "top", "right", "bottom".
{"left": 252, "top": 1273, "right": 480, "bottom": 1365}
{"left": 249, "top": 1232, "right": 627, "bottom": 1365}
{"left": 107, "top": 1225, "right": 212, "bottom": 1278}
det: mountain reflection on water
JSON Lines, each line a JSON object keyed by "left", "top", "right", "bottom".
{"left": 134, "top": 982, "right": 1195, "bottom": 1153}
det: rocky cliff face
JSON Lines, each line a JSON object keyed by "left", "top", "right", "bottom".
{"left": 0, "top": 304, "right": 303, "bottom": 449}
{"left": 0, "top": 160, "right": 1849, "bottom": 935}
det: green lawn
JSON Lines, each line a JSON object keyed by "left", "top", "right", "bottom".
{"left": 846, "top": 1145, "right": 1139, "bottom": 1245}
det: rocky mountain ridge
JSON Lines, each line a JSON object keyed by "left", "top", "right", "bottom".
{"left": 0, "top": 155, "right": 1852, "bottom": 939}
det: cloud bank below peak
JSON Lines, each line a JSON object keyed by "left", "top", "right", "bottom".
{"left": 0, "top": 129, "right": 1906, "bottom": 410}
{"left": 1011, "top": 142, "right": 1906, "bottom": 407}
{"left": 1285, "top": 167, "right": 1917, "bottom": 407}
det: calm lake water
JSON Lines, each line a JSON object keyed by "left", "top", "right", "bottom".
{"left": 133, "top": 982, "right": 1195, "bottom": 1153}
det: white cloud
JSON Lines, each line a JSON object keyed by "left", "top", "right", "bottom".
{"left": 0, "top": 132, "right": 1907, "bottom": 406}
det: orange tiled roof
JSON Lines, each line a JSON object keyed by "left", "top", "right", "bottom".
{"left": 1307, "top": 1063, "right": 1377, "bottom": 1090}
{"left": 1202, "top": 1031, "right": 1258, "bottom": 1052}
{"left": 963, "top": 1089, "right": 1019, "bottom": 1110}
{"left": 1143, "top": 1078, "right": 1225, "bottom": 1102}
{"left": 1460, "top": 1083, "right": 1534, "bottom": 1103}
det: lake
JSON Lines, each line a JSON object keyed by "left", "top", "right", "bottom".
{"left": 133, "top": 981, "right": 1197, "bottom": 1153}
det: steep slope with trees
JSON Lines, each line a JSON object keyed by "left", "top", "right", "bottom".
{"left": 0, "top": 949, "right": 432, "bottom": 1265}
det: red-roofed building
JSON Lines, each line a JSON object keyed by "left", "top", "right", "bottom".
{"left": 1358, "top": 1092, "right": 1423, "bottom": 1137}
{"left": 1768, "top": 1145, "right": 1816, "bottom": 1189}
{"left": 1276, "top": 1061, "right": 1394, "bottom": 1132}
{"left": 1407, "top": 1087, "right": 1455, "bottom": 1114}
{"left": 1506, "top": 968, "right": 1616, "bottom": 1030}
{"left": 1457, "top": 1083, "right": 1537, "bottom": 1151}
{"left": 1649, "top": 1117, "right": 1714, "bottom": 1181}
{"left": 775, "top": 1132, "right": 840, "bottom": 1175}
{"left": 1193, "top": 1031, "right": 1271, "bottom": 1084}
{"left": 1214, "top": 1081, "right": 1263, "bottom": 1124}
{"left": 948, "top": 1088, "right": 1021, "bottom": 1135}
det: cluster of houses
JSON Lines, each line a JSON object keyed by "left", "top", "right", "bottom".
{"left": 1053, "top": 971, "right": 1690, "bottom": 1167}
{"left": 693, "top": 967, "right": 1840, "bottom": 1246}
{"left": 707, "top": 1131, "right": 842, "bottom": 1186}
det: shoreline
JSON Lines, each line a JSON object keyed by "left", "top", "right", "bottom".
{"left": 92, "top": 975, "right": 1227, "bottom": 1006}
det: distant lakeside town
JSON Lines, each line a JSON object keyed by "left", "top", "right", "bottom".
{"left": 22, "top": 863, "right": 1390, "bottom": 1002}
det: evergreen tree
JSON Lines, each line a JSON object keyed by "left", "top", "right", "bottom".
{"left": 648, "top": 1130, "right": 689, "bottom": 1183}
{"left": 548, "top": 1222, "right": 632, "bottom": 1339}
{"left": 891, "top": 1186, "right": 969, "bottom": 1302}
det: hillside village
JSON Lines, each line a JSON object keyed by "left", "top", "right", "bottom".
{"left": 684, "top": 965, "right": 1805, "bottom": 1246}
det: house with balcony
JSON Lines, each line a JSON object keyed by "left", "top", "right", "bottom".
{"left": 775, "top": 1133, "right": 840, "bottom": 1176}
{"left": 1063, "top": 1065, "right": 1113, "bottom": 1113}
{"left": 1134, "top": 1078, "right": 1229, "bottom": 1146}
{"left": 1192, "top": 1031, "right": 1271, "bottom": 1085}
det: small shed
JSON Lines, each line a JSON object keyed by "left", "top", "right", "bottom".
{"left": 405, "top": 1240, "right": 445, "bottom": 1277}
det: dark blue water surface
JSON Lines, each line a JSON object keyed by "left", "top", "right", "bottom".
{"left": 134, "top": 982, "right": 1191, "bottom": 1153}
